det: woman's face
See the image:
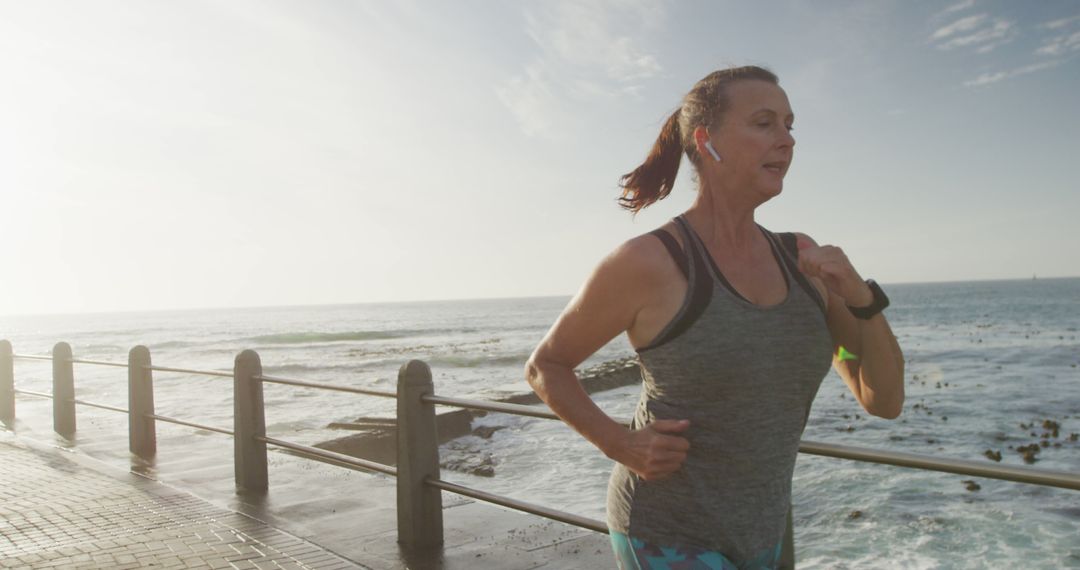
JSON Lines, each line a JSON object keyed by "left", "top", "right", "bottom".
{"left": 708, "top": 80, "right": 795, "bottom": 199}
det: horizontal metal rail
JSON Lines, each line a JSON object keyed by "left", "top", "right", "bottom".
{"left": 427, "top": 477, "right": 607, "bottom": 534}
{"left": 11, "top": 354, "right": 52, "bottom": 362}
{"left": 423, "top": 393, "right": 1079, "bottom": 493}
{"left": 423, "top": 395, "right": 562, "bottom": 421}
{"left": 147, "top": 365, "right": 233, "bottom": 378}
{"left": 70, "top": 358, "right": 128, "bottom": 369}
{"left": 149, "top": 413, "right": 234, "bottom": 436}
{"left": 256, "top": 375, "right": 396, "bottom": 398}
{"left": 258, "top": 435, "right": 397, "bottom": 476}
{"left": 800, "top": 440, "right": 1080, "bottom": 491}
{"left": 11, "top": 354, "right": 234, "bottom": 380}
{"left": 12, "top": 389, "right": 127, "bottom": 414}
{"left": 72, "top": 398, "right": 127, "bottom": 414}
{"left": 13, "top": 388, "right": 52, "bottom": 399}
{"left": 10, "top": 349, "right": 1077, "bottom": 496}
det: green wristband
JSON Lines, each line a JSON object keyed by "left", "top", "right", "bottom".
{"left": 837, "top": 345, "right": 859, "bottom": 361}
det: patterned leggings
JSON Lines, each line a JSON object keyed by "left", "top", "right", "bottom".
{"left": 609, "top": 530, "right": 782, "bottom": 570}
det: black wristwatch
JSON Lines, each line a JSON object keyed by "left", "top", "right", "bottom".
{"left": 847, "top": 279, "right": 889, "bottom": 320}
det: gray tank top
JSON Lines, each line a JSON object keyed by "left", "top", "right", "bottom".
{"left": 606, "top": 215, "right": 834, "bottom": 565}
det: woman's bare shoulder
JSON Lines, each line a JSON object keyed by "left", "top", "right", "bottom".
{"left": 597, "top": 224, "right": 684, "bottom": 283}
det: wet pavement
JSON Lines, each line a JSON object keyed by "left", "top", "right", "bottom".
{"left": 0, "top": 427, "right": 612, "bottom": 569}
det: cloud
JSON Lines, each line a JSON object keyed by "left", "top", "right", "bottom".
{"left": 931, "top": 0, "right": 976, "bottom": 21}
{"left": 497, "top": 1, "right": 666, "bottom": 138}
{"left": 963, "top": 59, "right": 1064, "bottom": 87}
{"left": 1040, "top": 15, "right": 1080, "bottom": 31}
{"left": 929, "top": 14, "right": 1016, "bottom": 53}
{"left": 941, "top": 7, "right": 1078, "bottom": 88}
{"left": 533, "top": 3, "right": 662, "bottom": 82}
{"left": 1036, "top": 30, "right": 1080, "bottom": 56}
{"left": 495, "top": 62, "right": 563, "bottom": 138}
{"left": 1035, "top": 15, "right": 1080, "bottom": 56}
{"left": 931, "top": 14, "right": 988, "bottom": 40}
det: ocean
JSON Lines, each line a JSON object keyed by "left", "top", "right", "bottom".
{"left": 3, "top": 277, "right": 1079, "bottom": 568}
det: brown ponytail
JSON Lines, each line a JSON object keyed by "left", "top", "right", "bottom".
{"left": 618, "top": 109, "right": 683, "bottom": 214}
{"left": 616, "top": 65, "right": 780, "bottom": 214}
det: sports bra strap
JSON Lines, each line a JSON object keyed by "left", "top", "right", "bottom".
{"left": 648, "top": 229, "right": 689, "bottom": 280}
{"left": 779, "top": 232, "right": 798, "bottom": 260}
{"left": 767, "top": 230, "right": 828, "bottom": 315}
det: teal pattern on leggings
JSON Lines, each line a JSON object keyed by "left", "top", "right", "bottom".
{"left": 610, "top": 530, "right": 782, "bottom": 570}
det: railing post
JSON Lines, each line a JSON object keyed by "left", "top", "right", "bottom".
{"left": 234, "top": 349, "right": 267, "bottom": 493}
{"left": 779, "top": 503, "right": 795, "bottom": 569}
{"left": 52, "top": 342, "right": 75, "bottom": 437}
{"left": 396, "top": 359, "right": 443, "bottom": 549}
{"left": 1, "top": 340, "right": 13, "bottom": 425}
{"left": 128, "top": 345, "right": 156, "bottom": 458}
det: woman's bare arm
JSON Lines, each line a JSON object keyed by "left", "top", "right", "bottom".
{"left": 525, "top": 237, "right": 690, "bottom": 480}
{"left": 794, "top": 232, "right": 905, "bottom": 418}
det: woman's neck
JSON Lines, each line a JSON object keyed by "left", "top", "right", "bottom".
{"left": 684, "top": 185, "right": 764, "bottom": 254}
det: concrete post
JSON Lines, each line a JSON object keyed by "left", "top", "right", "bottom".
{"left": 234, "top": 349, "right": 267, "bottom": 493}
{"left": 779, "top": 503, "right": 795, "bottom": 569}
{"left": 52, "top": 342, "right": 75, "bottom": 437}
{"left": 128, "top": 345, "right": 156, "bottom": 458}
{"left": 396, "top": 359, "right": 443, "bottom": 549}
{"left": 1, "top": 340, "right": 13, "bottom": 425}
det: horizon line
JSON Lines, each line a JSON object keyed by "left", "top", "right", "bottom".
{"left": 2, "top": 274, "right": 1077, "bottom": 320}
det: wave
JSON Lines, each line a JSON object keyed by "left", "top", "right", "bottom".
{"left": 246, "top": 327, "right": 484, "bottom": 345}
{"left": 249, "top": 330, "right": 419, "bottom": 344}
{"left": 423, "top": 353, "right": 531, "bottom": 368}
{"left": 262, "top": 362, "right": 380, "bottom": 378}
{"left": 151, "top": 340, "right": 202, "bottom": 349}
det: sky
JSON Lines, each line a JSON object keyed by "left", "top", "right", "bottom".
{"left": 2, "top": 0, "right": 1079, "bottom": 316}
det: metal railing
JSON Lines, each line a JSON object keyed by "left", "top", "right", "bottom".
{"left": 1, "top": 338, "right": 1078, "bottom": 570}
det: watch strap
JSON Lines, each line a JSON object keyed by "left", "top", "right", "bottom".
{"left": 848, "top": 279, "right": 889, "bottom": 320}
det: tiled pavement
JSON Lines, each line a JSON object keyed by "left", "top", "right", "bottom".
{"left": 0, "top": 434, "right": 366, "bottom": 570}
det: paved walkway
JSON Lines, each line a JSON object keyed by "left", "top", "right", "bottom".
{"left": 0, "top": 427, "right": 614, "bottom": 569}
{"left": 0, "top": 433, "right": 365, "bottom": 570}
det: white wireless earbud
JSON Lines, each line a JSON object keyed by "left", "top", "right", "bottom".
{"left": 704, "top": 141, "right": 722, "bottom": 162}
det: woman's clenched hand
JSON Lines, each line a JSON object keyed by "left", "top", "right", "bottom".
{"left": 611, "top": 419, "right": 691, "bottom": 481}
{"left": 794, "top": 235, "right": 873, "bottom": 307}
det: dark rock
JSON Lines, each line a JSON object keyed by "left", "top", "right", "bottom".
{"left": 984, "top": 450, "right": 1002, "bottom": 462}
{"left": 310, "top": 357, "right": 643, "bottom": 467}
{"left": 473, "top": 425, "right": 506, "bottom": 439}
{"left": 961, "top": 480, "right": 981, "bottom": 492}
{"left": 311, "top": 408, "right": 476, "bottom": 467}
{"left": 441, "top": 453, "right": 496, "bottom": 477}
{"left": 1016, "top": 443, "right": 1041, "bottom": 464}
{"left": 848, "top": 510, "right": 863, "bottom": 520}
{"left": 1016, "top": 443, "right": 1041, "bottom": 454}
